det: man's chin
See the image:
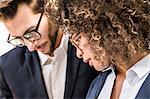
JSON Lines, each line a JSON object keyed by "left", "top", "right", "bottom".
{"left": 47, "top": 51, "right": 54, "bottom": 57}
{"left": 27, "top": 47, "right": 36, "bottom": 52}
{"left": 42, "top": 50, "right": 54, "bottom": 57}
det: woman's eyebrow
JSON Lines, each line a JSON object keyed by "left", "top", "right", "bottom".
{"left": 71, "top": 33, "right": 81, "bottom": 40}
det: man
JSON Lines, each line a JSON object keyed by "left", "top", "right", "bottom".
{"left": 0, "top": 0, "right": 98, "bottom": 99}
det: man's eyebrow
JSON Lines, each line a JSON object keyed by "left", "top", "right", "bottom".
{"left": 24, "top": 26, "right": 36, "bottom": 33}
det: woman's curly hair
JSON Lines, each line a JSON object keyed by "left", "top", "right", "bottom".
{"left": 64, "top": 0, "right": 150, "bottom": 64}
{"left": 45, "top": 0, "right": 64, "bottom": 32}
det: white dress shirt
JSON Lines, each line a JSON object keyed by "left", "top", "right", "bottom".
{"left": 98, "top": 54, "right": 150, "bottom": 99}
{"left": 0, "top": 21, "right": 14, "bottom": 56}
{"left": 38, "top": 34, "right": 69, "bottom": 99}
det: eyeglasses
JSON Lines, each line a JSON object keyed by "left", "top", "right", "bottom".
{"left": 7, "top": 12, "right": 44, "bottom": 47}
{"left": 69, "top": 33, "right": 84, "bottom": 53}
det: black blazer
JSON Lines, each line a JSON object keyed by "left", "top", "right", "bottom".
{"left": 0, "top": 42, "right": 98, "bottom": 99}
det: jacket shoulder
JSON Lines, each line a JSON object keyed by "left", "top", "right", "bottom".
{"left": 0, "top": 46, "right": 27, "bottom": 67}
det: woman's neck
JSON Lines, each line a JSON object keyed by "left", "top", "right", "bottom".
{"left": 110, "top": 51, "right": 149, "bottom": 99}
{"left": 115, "top": 51, "right": 149, "bottom": 72}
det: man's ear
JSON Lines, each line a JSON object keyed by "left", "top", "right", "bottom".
{"left": 50, "top": 28, "right": 63, "bottom": 51}
{"left": 50, "top": 29, "right": 58, "bottom": 51}
{"left": 54, "top": 28, "right": 63, "bottom": 49}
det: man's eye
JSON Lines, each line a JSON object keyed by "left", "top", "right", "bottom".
{"left": 24, "top": 35, "right": 32, "bottom": 39}
{"left": 24, "top": 33, "right": 34, "bottom": 39}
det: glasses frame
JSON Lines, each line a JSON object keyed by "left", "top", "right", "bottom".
{"left": 7, "top": 12, "right": 44, "bottom": 47}
{"left": 69, "top": 33, "right": 84, "bottom": 53}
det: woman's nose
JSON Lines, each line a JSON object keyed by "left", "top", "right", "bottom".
{"left": 76, "top": 48, "right": 83, "bottom": 58}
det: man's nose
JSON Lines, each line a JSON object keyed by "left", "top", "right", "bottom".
{"left": 26, "top": 40, "right": 38, "bottom": 52}
{"left": 32, "top": 39, "right": 38, "bottom": 45}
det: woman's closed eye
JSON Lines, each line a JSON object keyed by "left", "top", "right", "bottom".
{"left": 74, "top": 34, "right": 81, "bottom": 45}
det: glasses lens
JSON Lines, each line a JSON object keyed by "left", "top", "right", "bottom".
{"left": 70, "top": 39, "right": 79, "bottom": 49}
{"left": 8, "top": 38, "right": 25, "bottom": 47}
{"left": 24, "top": 31, "right": 41, "bottom": 42}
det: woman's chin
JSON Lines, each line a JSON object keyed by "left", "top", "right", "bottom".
{"left": 89, "top": 61, "right": 93, "bottom": 67}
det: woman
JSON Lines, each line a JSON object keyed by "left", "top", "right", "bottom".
{"left": 64, "top": 0, "right": 150, "bottom": 98}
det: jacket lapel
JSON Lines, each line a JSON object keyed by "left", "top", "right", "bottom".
{"left": 64, "top": 42, "right": 80, "bottom": 98}
{"left": 86, "top": 70, "right": 111, "bottom": 99}
{"left": 135, "top": 73, "right": 150, "bottom": 99}
{"left": 25, "top": 49, "right": 48, "bottom": 98}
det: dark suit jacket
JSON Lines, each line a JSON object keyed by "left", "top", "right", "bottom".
{"left": 0, "top": 42, "right": 98, "bottom": 99}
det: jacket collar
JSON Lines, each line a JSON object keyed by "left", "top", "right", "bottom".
{"left": 25, "top": 48, "right": 48, "bottom": 98}
{"left": 64, "top": 41, "right": 80, "bottom": 98}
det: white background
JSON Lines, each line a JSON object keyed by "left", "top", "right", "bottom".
{"left": 0, "top": 21, "right": 14, "bottom": 56}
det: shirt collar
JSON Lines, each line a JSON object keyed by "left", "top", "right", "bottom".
{"left": 127, "top": 54, "right": 150, "bottom": 79}
{"left": 102, "top": 65, "right": 116, "bottom": 78}
{"left": 38, "top": 51, "right": 52, "bottom": 66}
{"left": 102, "top": 65, "right": 114, "bottom": 72}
